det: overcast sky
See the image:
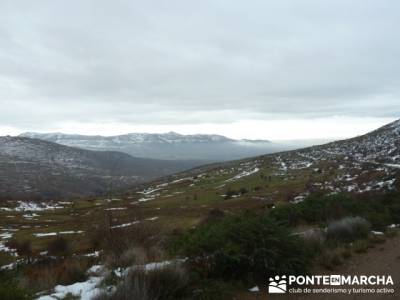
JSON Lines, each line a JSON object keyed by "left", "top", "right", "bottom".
{"left": 0, "top": 0, "right": 398, "bottom": 140}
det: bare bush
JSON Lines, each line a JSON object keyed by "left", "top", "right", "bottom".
{"left": 47, "top": 236, "right": 71, "bottom": 256}
{"left": 22, "top": 257, "right": 90, "bottom": 292}
{"left": 327, "top": 216, "right": 370, "bottom": 243}
{"left": 318, "top": 248, "right": 345, "bottom": 270}
{"left": 90, "top": 213, "right": 163, "bottom": 268}
{"left": 106, "top": 246, "right": 154, "bottom": 270}
{"left": 300, "top": 228, "right": 325, "bottom": 253}
{"left": 95, "top": 264, "right": 189, "bottom": 300}
{"left": 6, "top": 239, "right": 33, "bottom": 259}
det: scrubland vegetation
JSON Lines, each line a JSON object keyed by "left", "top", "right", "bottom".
{"left": 0, "top": 189, "right": 399, "bottom": 300}
{"left": 1, "top": 142, "right": 399, "bottom": 299}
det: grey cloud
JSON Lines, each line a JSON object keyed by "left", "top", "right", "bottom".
{"left": 0, "top": 0, "right": 399, "bottom": 130}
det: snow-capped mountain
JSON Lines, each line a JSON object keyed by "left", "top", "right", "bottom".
{"left": 21, "top": 131, "right": 234, "bottom": 144}
{"left": 0, "top": 136, "right": 204, "bottom": 199}
{"left": 20, "top": 132, "right": 277, "bottom": 160}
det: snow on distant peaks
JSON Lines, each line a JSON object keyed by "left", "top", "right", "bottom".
{"left": 18, "top": 131, "right": 274, "bottom": 145}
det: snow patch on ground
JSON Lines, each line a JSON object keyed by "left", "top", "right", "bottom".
{"left": 83, "top": 251, "right": 101, "bottom": 258}
{"left": 110, "top": 221, "right": 139, "bottom": 229}
{"left": 0, "top": 231, "right": 17, "bottom": 255}
{"left": 37, "top": 277, "right": 102, "bottom": 300}
{"left": 33, "top": 231, "right": 84, "bottom": 237}
{"left": 290, "top": 193, "right": 309, "bottom": 204}
{"left": 0, "top": 259, "right": 24, "bottom": 270}
{"left": 37, "top": 259, "right": 186, "bottom": 299}
{"left": 23, "top": 213, "right": 39, "bottom": 219}
{"left": 137, "top": 187, "right": 161, "bottom": 195}
{"left": 226, "top": 167, "right": 260, "bottom": 182}
{"left": 15, "top": 201, "right": 64, "bottom": 212}
{"left": 384, "top": 164, "right": 400, "bottom": 169}
{"left": 104, "top": 207, "right": 127, "bottom": 211}
{"left": 249, "top": 286, "right": 260, "bottom": 292}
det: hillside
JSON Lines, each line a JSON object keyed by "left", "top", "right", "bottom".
{"left": 309, "top": 119, "right": 400, "bottom": 164}
{"left": 0, "top": 136, "right": 204, "bottom": 199}
{"left": 19, "top": 132, "right": 280, "bottom": 161}
{"left": 0, "top": 120, "right": 399, "bottom": 300}
{"left": 123, "top": 118, "right": 400, "bottom": 206}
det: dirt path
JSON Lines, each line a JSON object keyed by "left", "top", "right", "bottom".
{"left": 237, "top": 234, "right": 400, "bottom": 300}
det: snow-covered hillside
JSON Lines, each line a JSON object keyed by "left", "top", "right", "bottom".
{"left": 305, "top": 119, "right": 400, "bottom": 165}
{"left": 0, "top": 137, "right": 203, "bottom": 199}
{"left": 255, "top": 119, "right": 400, "bottom": 196}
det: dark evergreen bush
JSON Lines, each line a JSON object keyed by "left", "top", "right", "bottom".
{"left": 172, "top": 212, "right": 313, "bottom": 281}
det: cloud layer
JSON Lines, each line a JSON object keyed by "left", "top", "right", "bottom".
{"left": 0, "top": 0, "right": 399, "bottom": 137}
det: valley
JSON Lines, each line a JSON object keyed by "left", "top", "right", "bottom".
{"left": 0, "top": 136, "right": 204, "bottom": 199}
{"left": 20, "top": 132, "right": 290, "bottom": 161}
{"left": 0, "top": 119, "right": 399, "bottom": 299}
{"left": 2, "top": 1, "right": 399, "bottom": 298}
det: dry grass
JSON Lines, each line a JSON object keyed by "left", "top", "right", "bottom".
{"left": 89, "top": 213, "right": 164, "bottom": 269}
{"left": 21, "top": 257, "right": 91, "bottom": 292}
{"left": 95, "top": 264, "right": 189, "bottom": 300}
{"left": 47, "top": 236, "right": 71, "bottom": 256}
{"left": 5, "top": 239, "right": 33, "bottom": 258}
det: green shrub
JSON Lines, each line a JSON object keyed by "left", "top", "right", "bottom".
{"left": 171, "top": 212, "right": 314, "bottom": 281}
{"left": 189, "top": 279, "right": 234, "bottom": 300}
{"left": 269, "top": 193, "right": 358, "bottom": 226}
{"left": 238, "top": 187, "right": 248, "bottom": 195}
{"left": 201, "top": 209, "right": 225, "bottom": 225}
{"left": 269, "top": 204, "right": 302, "bottom": 226}
{"left": 365, "top": 211, "right": 391, "bottom": 231}
{"left": 269, "top": 192, "right": 400, "bottom": 231}
{"left": 299, "top": 194, "right": 331, "bottom": 223}
{"left": 0, "top": 272, "right": 32, "bottom": 300}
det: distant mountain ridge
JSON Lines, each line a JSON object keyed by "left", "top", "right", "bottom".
{"left": 4, "top": 119, "right": 399, "bottom": 200}
{"left": 139, "top": 118, "right": 400, "bottom": 206}
{"left": 0, "top": 136, "right": 204, "bottom": 199}
{"left": 20, "top": 132, "right": 277, "bottom": 161}
{"left": 21, "top": 131, "right": 236, "bottom": 144}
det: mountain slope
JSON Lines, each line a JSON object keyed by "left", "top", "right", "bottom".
{"left": 310, "top": 119, "right": 400, "bottom": 164}
{"left": 122, "top": 118, "right": 400, "bottom": 207}
{"left": 1, "top": 119, "right": 399, "bottom": 300}
{"left": 0, "top": 136, "right": 204, "bottom": 199}
{"left": 6, "top": 119, "right": 399, "bottom": 201}
{"left": 20, "top": 132, "right": 278, "bottom": 161}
